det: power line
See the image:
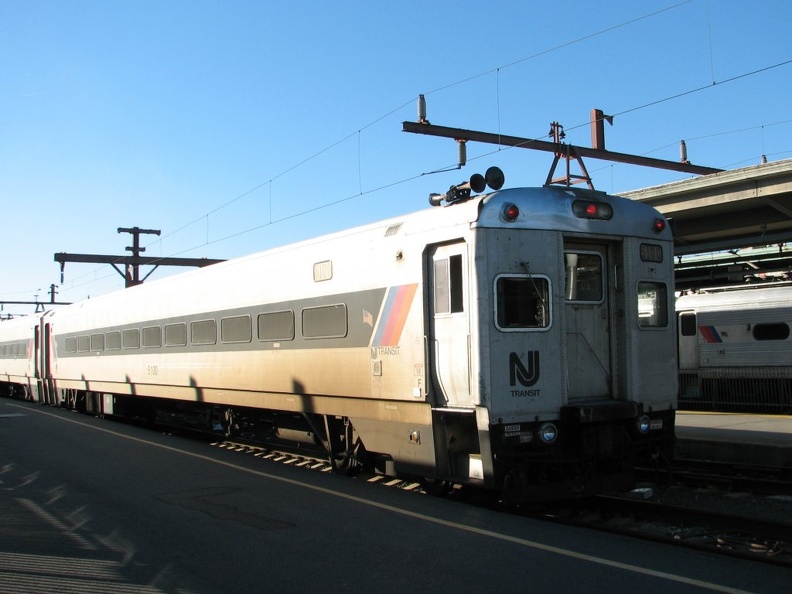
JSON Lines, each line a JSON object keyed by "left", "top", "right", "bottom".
{"left": 144, "top": 2, "right": 700, "bottom": 256}
{"left": 56, "top": 53, "right": 792, "bottom": 295}
{"left": 23, "top": 1, "right": 790, "bottom": 299}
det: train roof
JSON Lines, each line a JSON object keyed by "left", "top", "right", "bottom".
{"left": 50, "top": 185, "right": 669, "bottom": 325}
{"left": 676, "top": 284, "right": 792, "bottom": 311}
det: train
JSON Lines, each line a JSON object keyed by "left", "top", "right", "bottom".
{"left": 677, "top": 284, "right": 792, "bottom": 413}
{"left": 1, "top": 170, "right": 677, "bottom": 502}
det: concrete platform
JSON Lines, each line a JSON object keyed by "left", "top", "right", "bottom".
{"left": 675, "top": 412, "right": 792, "bottom": 468}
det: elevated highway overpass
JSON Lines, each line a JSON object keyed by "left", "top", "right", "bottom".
{"left": 620, "top": 158, "right": 792, "bottom": 291}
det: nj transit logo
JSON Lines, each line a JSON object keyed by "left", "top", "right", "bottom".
{"left": 509, "top": 352, "right": 540, "bottom": 387}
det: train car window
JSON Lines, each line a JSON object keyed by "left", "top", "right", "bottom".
{"left": 679, "top": 312, "right": 697, "bottom": 336}
{"left": 106, "top": 331, "right": 122, "bottom": 350}
{"left": 752, "top": 323, "right": 790, "bottom": 341}
{"left": 65, "top": 337, "right": 78, "bottom": 353}
{"left": 637, "top": 282, "right": 669, "bottom": 327}
{"left": 564, "top": 252, "right": 603, "bottom": 302}
{"left": 191, "top": 319, "right": 217, "bottom": 345}
{"left": 165, "top": 323, "right": 187, "bottom": 347}
{"left": 434, "top": 259, "right": 450, "bottom": 314}
{"left": 221, "top": 315, "right": 252, "bottom": 344}
{"left": 77, "top": 335, "right": 90, "bottom": 352}
{"left": 123, "top": 328, "right": 140, "bottom": 349}
{"left": 434, "top": 255, "right": 464, "bottom": 314}
{"left": 258, "top": 311, "right": 295, "bottom": 341}
{"left": 302, "top": 304, "right": 348, "bottom": 339}
{"left": 142, "top": 326, "right": 162, "bottom": 348}
{"left": 90, "top": 333, "right": 105, "bottom": 351}
{"left": 449, "top": 255, "right": 463, "bottom": 312}
{"left": 495, "top": 275, "right": 550, "bottom": 329}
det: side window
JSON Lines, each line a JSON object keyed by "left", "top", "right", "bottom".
{"left": 142, "top": 326, "right": 162, "bottom": 348}
{"left": 434, "top": 254, "right": 464, "bottom": 314}
{"left": 221, "top": 315, "right": 252, "bottom": 344}
{"left": 106, "top": 331, "right": 122, "bottom": 350}
{"left": 302, "top": 304, "right": 347, "bottom": 339}
{"left": 258, "top": 311, "right": 295, "bottom": 342}
{"left": 90, "top": 333, "right": 105, "bottom": 351}
{"left": 495, "top": 275, "right": 550, "bottom": 330}
{"left": 637, "top": 282, "right": 669, "bottom": 327}
{"left": 65, "top": 337, "right": 78, "bottom": 353}
{"left": 165, "top": 323, "right": 187, "bottom": 347}
{"left": 679, "top": 312, "right": 697, "bottom": 337}
{"left": 753, "top": 323, "right": 790, "bottom": 341}
{"left": 123, "top": 329, "right": 140, "bottom": 349}
{"left": 191, "top": 319, "right": 217, "bottom": 345}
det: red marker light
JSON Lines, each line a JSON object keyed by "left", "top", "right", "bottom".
{"left": 502, "top": 203, "right": 520, "bottom": 222}
{"left": 572, "top": 200, "right": 613, "bottom": 220}
{"left": 652, "top": 217, "right": 666, "bottom": 233}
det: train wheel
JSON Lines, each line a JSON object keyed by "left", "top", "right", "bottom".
{"left": 500, "top": 468, "right": 528, "bottom": 507}
{"left": 325, "top": 416, "right": 365, "bottom": 475}
{"left": 419, "top": 477, "right": 452, "bottom": 497}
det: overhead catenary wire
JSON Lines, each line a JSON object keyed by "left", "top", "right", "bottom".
{"left": 27, "top": 1, "right": 791, "bottom": 301}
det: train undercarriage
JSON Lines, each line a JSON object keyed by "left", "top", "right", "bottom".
{"left": 1, "top": 382, "right": 674, "bottom": 504}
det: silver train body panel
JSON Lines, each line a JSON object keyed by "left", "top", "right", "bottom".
{"left": 676, "top": 285, "right": 792, "bottom": 412}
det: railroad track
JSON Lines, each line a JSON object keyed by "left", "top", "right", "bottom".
{"left": 525, "top": 493, "right": 792, "bottom": 568}
{"left": 208, "top": 438, "right": 792, "bottom": 568}
{"left": 641, "top": 458, "right": 792, "bottom": 494}
{"left": 209, "top": 440, "right": 428, "bottom": 492}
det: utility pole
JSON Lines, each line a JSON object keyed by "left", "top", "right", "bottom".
{"left": 403, "top": 98, "right": 722, "bottom": 189}
{"left": 0, "top": 284, "right": 71, "bottom": 316}
{"left": 118, "top": 226, "right": 160, "bottom": 287}
{"left": 55, "top": 226, "right": 225, "bottom": 289}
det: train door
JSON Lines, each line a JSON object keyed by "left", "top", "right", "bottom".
{"left": 33, "top": 323, "right": 42, "bottom": 403}
{"left": 563, "top": 242, "right": 612, "bottom": 402}
{"left": 677, "top": 311, "right": 698, "bottom": 370}
{"left": 35, "top": 317, "right": 54, "bottom": 405}
{"left": 428, "top": 242, "right": 472, "bottom": 407}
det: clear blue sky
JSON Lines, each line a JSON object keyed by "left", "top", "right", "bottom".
{"left": 2, "top": 0, "right": 791, "bottom": 312}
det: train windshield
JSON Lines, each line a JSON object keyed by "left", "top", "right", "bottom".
{"left": 564, "top": 252, "right": 603, "bottom": 302}
{"left": 638, "top": 282, "right": 669, "bottom": 327}
{"left": 495, "top": 276, "right": 550, "bottom": 329}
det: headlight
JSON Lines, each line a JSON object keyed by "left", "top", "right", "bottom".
{"left": 636, "top": 415, "right": 651, "bottom": 434}
{"left": 538, "top": 422, "right": 558, "bottom": 444}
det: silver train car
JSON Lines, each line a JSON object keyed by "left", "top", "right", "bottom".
{"left": 1, "top": 179, "right": 677, "bottom": 501}
{"left": 677, "top": 284, "right": 792, "bottom": 413}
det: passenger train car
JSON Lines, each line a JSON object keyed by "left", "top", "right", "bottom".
{"left": 677, "top": 284, "right": 792, "bottom": 413}
{"left": 1, "top": 175, "right": 677, "bottom": 501}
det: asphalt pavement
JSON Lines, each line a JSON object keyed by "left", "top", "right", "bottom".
{"left": 1, "top": 399, "right": 787, "bottom": 594}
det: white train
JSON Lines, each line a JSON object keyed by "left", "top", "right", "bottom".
{"left": 1, "top": 172, "right": 677, "bottom": 501}
{"left": 677, "top": 284, "right": 792, "bottom": 413}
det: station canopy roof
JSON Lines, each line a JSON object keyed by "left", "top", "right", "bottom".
{"left": 619, "top": 158, "right": 792, "bottom": 291}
